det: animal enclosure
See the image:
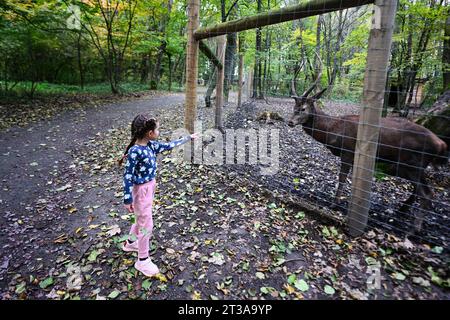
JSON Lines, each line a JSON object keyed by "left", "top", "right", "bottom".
{"left": 184, "top": 0, "right": 449, "bottom": 247}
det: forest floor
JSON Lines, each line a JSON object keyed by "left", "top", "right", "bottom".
{"left": 0, "top": 90, "right": 448, "bottom": 300}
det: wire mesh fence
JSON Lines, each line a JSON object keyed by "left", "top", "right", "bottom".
{"left": 188, "top": 0, "right": 449, "bottom": 248}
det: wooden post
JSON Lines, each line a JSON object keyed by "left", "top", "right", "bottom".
{"left": 215, "top": 35, "right": 226, "bottom": 130}
{"left": 237, "top": 35, "right": 244, "bottom": 108}
{"left": 184, "top": 0, "right": 200, "bottom": 134}
{"left": 347, "top": 0, "right": 397, "bottom": 236}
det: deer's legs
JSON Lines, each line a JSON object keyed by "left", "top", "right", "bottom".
{"left": 414, "top": 179, "right": 432, "bottom": 233}
{"left": 399, "top": 185, "right": 417, "bottom": 213}
{"left": 398, "top": 167, "right": 421, "bottom": 213}
{"left": 334, "top": 161, "right": 352, "bottom": 205}
{"left": 399, "top": 167, "right": 432, "bottom": 233}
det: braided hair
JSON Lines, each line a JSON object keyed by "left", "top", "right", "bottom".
{"left": 118, "top": 114, "right": 158, "bottom": 166}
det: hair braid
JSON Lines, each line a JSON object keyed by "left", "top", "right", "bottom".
{"left": 117, "top": 114, "right": 158, "bottom": 166}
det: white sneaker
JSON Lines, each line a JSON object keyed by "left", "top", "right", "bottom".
{"left": 135, "top": 258, "right": 159, "bottom": 277}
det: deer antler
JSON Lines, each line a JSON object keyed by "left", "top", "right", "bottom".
{"left": 301, "top": 50, "right": 323, "bottom": 98}
{"left": 290, "top": 60, "right": 305, "bottom": 97}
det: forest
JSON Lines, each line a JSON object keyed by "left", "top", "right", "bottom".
{"left": 0, "top": 0, "right": 448, "bottom": 113}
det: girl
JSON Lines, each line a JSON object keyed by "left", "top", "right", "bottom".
{"left": 119, "top": 114, "right": 198, "bottom": 277}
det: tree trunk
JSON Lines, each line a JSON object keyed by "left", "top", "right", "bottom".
{"left": 180, "top": 56, "right": 186, "bottom": 88}
{"left": 140, "top": 54, "right": 150, "bottom": 84}
{"left": 152, "top": 41, "right": 167, "bottom": 86}
{"left": 266, "top": 30, "right": 272, "bottom": 94}
{"left": 172, "top": 53, "right": 182, "bottom": 81}
{"left": 263, "top": 24, "right": 270, "bottom": 95}
{"left": 327, "top": 10, "right": 346, "bottom": 93}
{"left": 2, "top": 60, "right": 7, "bottom": 92}
{"left": 152, "top": 0, "right": 173, "bottom": 88}
{"left": 252, "top": 53, "right": 258, "bottom": 98}
{"left": 253, "top": 0, "right": 263, "bottom": 99}
{"left": 167, "top": 52, "right": 172, "bottom": 91}
{"left": 223, "top": 1, "right": 238, "bottom": 102}
{"left": 314, "top": 15, "right": 322, "bottom": 88}
{"left": 77, "top": 31, "right": 84, "bottom": 89}
{"left": 238, "top": 34, "right": 244, "bottom": 107}
{"left": 205, "top": 68, "right": 217, "bottom": 108}
{"left": 262, "top": 0, "right": 271, "bottom": 95}
{"left": 224, "top": 32, "right": 237, "bottom": 102}
{"left": 444, "top": 14, "right": 450, "bottom": 91}
{"left": 324, "top": 14, "right": 332, "bottom": 88}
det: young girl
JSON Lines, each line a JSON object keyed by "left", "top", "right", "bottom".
{"left": 119, "top": 114, "right": 198, "bottom": 277}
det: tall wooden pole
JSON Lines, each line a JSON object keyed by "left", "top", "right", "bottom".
{"left": 347, "top": 0, "right": 397, "bottom": 236}
{"left": 184, "top": 0, "right": 200, "bottom": 133}
{"left": 215, "top": 35, "right": 226, "bottom": 130}
{"left": 237, "top": 35, "right": 244, "bottom": 108}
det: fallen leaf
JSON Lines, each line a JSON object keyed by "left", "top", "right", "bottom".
{"left": 324, "top": 285, "right": 335, "bottom": 295}
{"left": 392, "top": 272, "right": 406, "bottom": 281}
{"left": 39, "top": 277, "right": 54, "bottom": 289}
{"left": 68, "top": 207, "right": 77, "bottom": 214}
{"left": 412, "top": 277, "right": 431, "bottom": 287}
{"left": 208, "top": 252, "right": 225, "bottom": 266}
{"left": 192, "top": 290, "right": 201, "bottom": 300}
{"left": 294, "top": 279, "right": 309, "bottom": 292}
{"left": 142, "top": 279, "right": 152, "bottom": 291}
{"left": 108, "top": 290, "right": 120, "bottom": 299}
{"left": 283, "top": 284, "right": 295, "bottom": 294}
{"left": 154, "top": 273, "right": 167, "bottom": 283}
{"left": 106, "top": 225, "right": 121, "bottom": 237}
{"left": 166, "top": 248, "right": 176, "bottom": 255}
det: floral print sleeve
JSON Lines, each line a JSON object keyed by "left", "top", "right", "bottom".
{"left": 151, "top": 136, "right": 190, "bottom": 155}
{"left": 123, "top": 147, "right": 139, "bottom": 204}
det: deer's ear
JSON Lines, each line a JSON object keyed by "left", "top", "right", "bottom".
{"left": 312, "top": 87, "right": 327, "bottom": 100}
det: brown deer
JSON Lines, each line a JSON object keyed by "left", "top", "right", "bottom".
{"left": 287, "top": 84, "right": 448, "bottom": 233}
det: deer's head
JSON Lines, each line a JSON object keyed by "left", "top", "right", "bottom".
{"left": 288, "top": 87, "right": 327, "bottom": 127}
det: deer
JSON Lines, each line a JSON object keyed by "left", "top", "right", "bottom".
{"left": 287, "top": 56, "right": 448, "bottom": 233}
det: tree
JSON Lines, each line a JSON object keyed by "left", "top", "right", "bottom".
{"left": 77, "top": 0, "right": 138, "bottom": 94}
{"left": 252, "top": 0, "right": 263, "bottom": 99}
{"left": 388, "top": 0, "right": 447, "bottom": 116}
{"left": 444, "top": 12, "right": 450, "bottom": 91}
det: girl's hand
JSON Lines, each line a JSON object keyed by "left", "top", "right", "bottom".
{"left": 190, "top": 133, "right": 201, "bottom": 140}
{"left": 124, "top": 204, "right": 134, "bottom": 213}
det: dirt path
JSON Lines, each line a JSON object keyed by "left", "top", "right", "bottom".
{"left": 0, "top": 92, "right": 185, "bottom": 289}
{"left": 0, "top": 92, "right": 448, "bottom": 300}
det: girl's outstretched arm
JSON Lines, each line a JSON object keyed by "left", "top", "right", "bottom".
{"left": 123, "top": 148, "right": 138, "bottom": 205}
{"left": 150, "top": 135, "right": 192, "bottom": 154}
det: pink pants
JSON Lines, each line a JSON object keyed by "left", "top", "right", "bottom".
{"left": 129, "top": 179, "right": 156, "bottom": 259}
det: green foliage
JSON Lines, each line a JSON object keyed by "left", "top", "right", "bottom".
{"left": 0, "top": 81, "right": 150, "bottom": 96}
{"left": 0, "top": 0, "right": 447, "bottom": 101}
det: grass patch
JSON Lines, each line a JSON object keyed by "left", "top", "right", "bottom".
{"left": 0, "top": 81, "right": 155, "bottom": 97}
